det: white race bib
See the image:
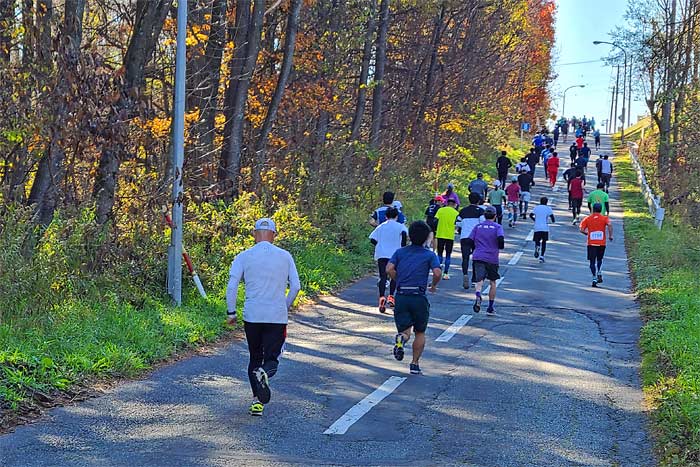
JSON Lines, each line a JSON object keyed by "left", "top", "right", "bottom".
{"left": 589, "top": 231, "right": 604, "bottom": 241}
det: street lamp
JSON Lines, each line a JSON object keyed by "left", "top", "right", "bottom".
{"left": 594, "top": 40, "right": 630, "bottom": 141}
{"left": 562, "top": 84, "right": 585, "bottom": 119}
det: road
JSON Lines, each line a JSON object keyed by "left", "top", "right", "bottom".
{"left": 0, "top": 135, "right": 654, "bottom": 466}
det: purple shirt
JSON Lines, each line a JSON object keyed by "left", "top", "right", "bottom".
{"left": 442, "top": 191, "right": 461, "bottom": 206}
{"left": 468, "top": 220, "right": 504, "bottom": 264}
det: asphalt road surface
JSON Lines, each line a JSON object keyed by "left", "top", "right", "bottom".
{"left": 0, "top": 135, "right": 655, "bottom": 466}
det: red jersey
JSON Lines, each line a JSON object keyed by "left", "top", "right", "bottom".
{"left": 506, "top": 183, "right": 520, "bottom": 202}
{"left": 580, "top": 213, "right": 611, "bottom": 246}
{"left": 576, "top": 137, "right": 584, "bottom": 149}
{"left": 569, "top": 177, "right": 584, "bottom": 199}
{"left": 547, "top": 156, "right": 560, "bottom": 172}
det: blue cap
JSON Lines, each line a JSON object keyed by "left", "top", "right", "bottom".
{"left": 254, "top": 218, "right": 277, "bottom": 232}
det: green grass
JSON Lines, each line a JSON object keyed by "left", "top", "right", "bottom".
{"left": 616, "top": 141, "right": 700, "bottom": 466}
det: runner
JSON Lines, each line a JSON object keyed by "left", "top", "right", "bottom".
{"left": 595, "top": 155, "right": 603, "bottom": 183}
{"left": 370, "top": 191, "right": 406, "bottom": 226}
{"left": 226, "top": 218, "right": 301, "bottom": 417}
{"left": 526, "top": 147, "right": 540, "bottom": 177}
{"left": 587, "top": 182, "right": 610, "bottom": 216}
{"left": 369, "top": 207, "right": 408, "bottom": 313}
{"left": 441, "top": 183, "right": 461, "bottom": 208}
{"left": 487, "top": 180, "right": 506, "bottom": 224}
{"left": 496, "top": 150, "right": 512, "bottom": 188}
{"left": 600, "top": 155, "right": 613, "bottom": 192}
{"left": 579, "top": 203, "right": 614, "bottom": 287}
{"left": 562, "top": 163, "right": 579, "bottom": 209}
{"left": 569, "top": 142, "right": 578, "bottom": 165}
{"left": 424, "top": 195, "right": 443, "bottom": 251}
{"left": 579, "top": 142, "right": 591, "bottom": 168}
{"left": 569, "top": 170, "right": 585, "bottom": 224}
{"left": 593, "top": 129, "right": 601, "bottom": 150}
{"left": 457, "top": 193, "right": 485, "bottom": 289}
{"left": 576, "top": 134, "right": 584, "bottom": 151}
{"left": 434, "top": 198, "right": 459, "bottom": 279}
{"left": 529, "top": 197, "right": 555, "bottom": 263}
{"left": 546, "top": 151, "right": 560, "bottom": 189}
{"left": 516, "top": 157, "right": 531, "bottom": 174}
{"left": 541, "top": 145, "right": 553, "bottom": 182}
{"left": 506, "top": 176, "right": 521, "bottom": 228}
{"left": 466, "top": 206, "right": 505, "bottom": 315}
{"left": 468, "top": 173, "right": 489, "bottom": 203}
{"left": 553, "top": 125, "right": 560, "bottom": 147}
{"left": 386, "top": 221, "right": 442, "bottom": 375}
{"left": 517, "top": 169, "right": 534, "bottom": 219}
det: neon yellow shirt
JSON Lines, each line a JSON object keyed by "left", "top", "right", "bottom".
{"left": 435, "top": 206, "right": 459, "bottom": 240}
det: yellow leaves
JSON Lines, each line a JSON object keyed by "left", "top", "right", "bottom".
{"left": 440, "top": 118, "right": 469, "bottom": 134}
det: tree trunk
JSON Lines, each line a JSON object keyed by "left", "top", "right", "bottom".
{"left": 252, "top": 0, "right": 302, "bottom": 188}
{"left": 93, "top": 0, "right": 172, "bottom": 225}
{"left": 349, "top": 0, "right": 377, "bottom": 141}
{"left": 0, "top": 0, "right": 12, "bottom": 62}
{"left": 187, "top": 0, "right": 227, "bottom": 189}
{"left": 369, "top": 0, "right": 389, "bottom": 150}
{"left": 218, "top": 0, "right": 264, "bottom": 200}
{"left": 27, "top": 0, "right": 86, "bottom": 226}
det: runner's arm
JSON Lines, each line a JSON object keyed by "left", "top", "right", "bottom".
{"left": 497, "top": 235, "right": 505, "bottom": 250}
{"left": 607, "top": 220, "right": 614, "bottom": 242}
{"left": 604, "top": 201, "right": 610, "bottom": 213}
{"left": 401, "top": 231, "right": 407, "bottom": 247}
{"left": 386, "top": 261, "right": 397, "bottom": 280}
{"left": 226, "top": 258, "right": 244, "bottom": 322}
{"left": 549, "top": 213, "right": 555, "bottom": 223}
{"left": 286, "top": 256, "right": 302, "bottom": 309}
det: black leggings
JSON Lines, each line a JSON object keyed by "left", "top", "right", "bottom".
{"left": 534, "top": 232, "right": 548, "bottom": 255}
{"left": 377, "top": 258, "right": 396, "bottom": 297}
{"left": 460, "top": 238, "right": 476, "bottom": 281}
{"left": 437, "top": 238, "right": 454, "bottom": 273}
{"left": 244, "top": 322, "right": 286, "bottom": 399}
{"left": 498, "top": 172, "right": 508, "bottom": 188}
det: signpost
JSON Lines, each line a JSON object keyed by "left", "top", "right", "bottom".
{"left": 520, "top": 122, "right": 531, "bottom": 141}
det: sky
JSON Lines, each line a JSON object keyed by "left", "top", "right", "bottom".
{"left": 551, "top": 0, "right": 647, "bottom": 132}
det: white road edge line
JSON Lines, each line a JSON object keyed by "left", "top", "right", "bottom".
{"left": 525, "top": 229, "right": 534, "bottom": 241}
{"left": 436, "top": 314, "right": 472, "bottom": 342}
{"left": 323, "top": 376, "right": 407, "bottom": 435}
{"left": 508, "top": 251, "right": 524, "bottom": 265}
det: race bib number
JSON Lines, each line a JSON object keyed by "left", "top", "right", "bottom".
{"left": 589, "top": 231, "right": 604, "bottom": 241}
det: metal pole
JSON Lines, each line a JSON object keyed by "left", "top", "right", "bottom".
{"left": 620, "top": 51, "right": 627, "bottom": 142}
{"left": 608, "top": 85, "right": 615, "bottom": 134}
{"left": 613, "top": 65, "right": 620, "bottom": 135}
{"left": 628, "top": 63, "right": 632, "bottom": 127}
{"left": 167, "top": 0, "right": 187, "bottom": 306}
{"left": 561, "top": 92, "right": 566, "bottom": 120}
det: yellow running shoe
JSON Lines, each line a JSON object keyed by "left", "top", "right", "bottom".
{"left": 249, "top": 401, "right": 264, "bottom": 416}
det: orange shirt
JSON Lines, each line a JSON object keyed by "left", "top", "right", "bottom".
{"left": 580, "top": 213, "right": 611, "bottom": 246}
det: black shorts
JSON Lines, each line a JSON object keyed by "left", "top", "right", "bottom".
{"left": 426, "top": 218, "right": 438, "bottom": 233}
{"left": 533, "top": 231, "right": 549, "bottom": 242}
{"left": 394, "top": 294, "right": 430, "bottom": 333}
{"left": 571, "top": 198, "right": 583, "bottom": 209}
{"left": 473, "top": 260, "right": 500, "bottom": 282}
{"left": 587, "top": 245, "right": 606, "bottom": 261}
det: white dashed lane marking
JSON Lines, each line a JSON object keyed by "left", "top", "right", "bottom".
{"left": 525, "top": 229, "right": 534, "bottom": 241}
{"left": 436, "top": 314, "right": 473, "bottom": 342}
{"left": 508, "top": 251, "right": 523, "bottom": 265}
{"left": 323, "top": 376, "right": 407, "bottom": 435}
{"left": 483, "top": 277, "right": 504, "bottom": 295}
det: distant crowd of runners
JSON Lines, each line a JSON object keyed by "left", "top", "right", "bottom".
{"left": 224, "top": 118, "right": 616, "bottom": 416}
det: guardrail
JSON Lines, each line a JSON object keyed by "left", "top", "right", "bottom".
{"left": 627, "top": 142, "right": 664, "bottom": 229}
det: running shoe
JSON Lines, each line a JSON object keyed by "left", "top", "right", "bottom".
{"left": 572, "top": 219, "right": 577, "bottom": 225}
{"left": 393, "top": 333, "right": 406, "bottom": 361}
{"left": 443, "top": 273, "right": 450, "bottom": 280}
{"left": 463, "top": 275, "right": 470, "bottom": 290}
{"left": 534, "top": 246, "right": 540, "bottom": 258}
{"left": 486, "top": 306, "right": 496, "bottom": 315}
{"left": 379, "top": 296, "right": 387, "bottom": 314}
{"left": 508, "top": 220, "right": 513, "bottom": 228}
{"left": 253, "top": 368, "right": 271, "bottom": 404}
{"left": 473, "top": 294, "right": 482, "bottom": 313}
{"left": 591, "top": 276, "right": 598, "bottom": 288}
{"left": 597, "top": 274, "right": 603, "bottom": 284}
{"left": 249, "top": 401, "right": 264, "bottom": 416}
{"left": 409, "top": 363, "right": 422, "bottom": 375}
{"left": 539, "top": 256, "right": 545, "bottom": 263}
{"left": 386, "top": 295, "right": 395, "bottom": 308}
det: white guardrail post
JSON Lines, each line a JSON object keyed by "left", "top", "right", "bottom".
{"left": 627, "top": 142, "right": 664, "bottom": 230}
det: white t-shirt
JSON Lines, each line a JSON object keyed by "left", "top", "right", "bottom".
{"left": 600, "top": 159, "right": 613, "bottom": 174}
{"left": 532, "top": 204, "right": 554, "bottom": 232}
{"left": 516, "top": 162, "right": 530, "bottom": 172}
{"left": 226, "top": 241, "right": 301, "bottom": 324}
{"left": 369, "top": 219, "right": 408, "bottom": 260}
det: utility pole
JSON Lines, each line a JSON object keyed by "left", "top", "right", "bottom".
{"left": 167, "top": 0, "right": 187, "bottom": 306}
{"left": 613, "top": 65, "right": 620, "bottom": 135}
{"left": 608, "top": 85, "right": 615, "bottom": 134}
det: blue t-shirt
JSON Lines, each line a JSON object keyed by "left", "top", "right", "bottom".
{"left": 372, "top": 205, "right": 406, "bottom": 224}
{"left": 389, "top": 245, "right": 440, "bottom": 295}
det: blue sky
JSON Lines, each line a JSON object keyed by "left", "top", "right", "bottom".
{"left": 551, "top": 0, "right": 647, "bottom": 131}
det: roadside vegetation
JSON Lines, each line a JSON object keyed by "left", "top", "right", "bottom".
{"left": 616, "top": 137, "right": 700, "bottom": 466}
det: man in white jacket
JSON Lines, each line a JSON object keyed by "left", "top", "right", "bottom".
{"left": 226, "top": 218, "right": 301, "bottom": 417}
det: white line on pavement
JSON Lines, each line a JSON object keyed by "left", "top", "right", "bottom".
{"left": 436, "top": 314, "right": 473, "bottom": 342}
{"left": 526, "top": 229, "right": 534, "bottom": 241}
{"left": 508, "top": 251, "right": 523, "bottom": 265}
{"left": 323, "top": 376, "right": 407, "bottom": 435}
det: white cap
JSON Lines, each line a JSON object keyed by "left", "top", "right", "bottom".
{"left": 254, "top": 218, "right": 277, "bottom": 232}
{"left": 392, "top": 200, "right": 403, "bottom": 210}
{"left": 493, "top": 180, "right": 501, "bottom": 187}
